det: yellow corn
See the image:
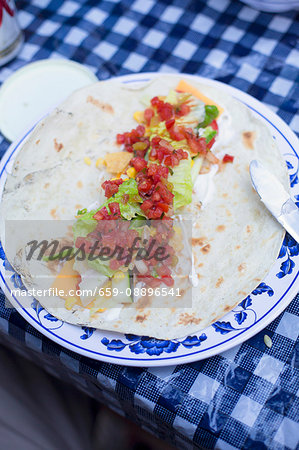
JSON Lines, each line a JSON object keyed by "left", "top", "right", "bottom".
{"left": 84, "top": 157, "right": 92, "bottom": 166}
{"left": 191, "top": 159, "right": 195, "bottom": 167}
{"left": 65, "top": 297, "right": 77, "bottom": 310}
{"left": 96, "top": 157, "right": 104, "bottom": 168}
{"left": 133, "top": 111, "right": 144, "bottom": 123}
{"left": 126, "top": 167, "right": 136, "bottom": 178}
{"left": 114, "top": 271, "right": 125, "bottom": 280}
{"left": 133, "top": 142, "right": 148, "bottom": 151}
{"left": 111, "top": 175, "right": 121, "bottom": 180}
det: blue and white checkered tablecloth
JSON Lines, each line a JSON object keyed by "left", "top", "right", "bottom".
{"left": 0, "top": 0, "right": 298, "bottom": 448}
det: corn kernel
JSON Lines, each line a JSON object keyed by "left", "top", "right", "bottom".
{"left": 191, "top": 159, "right": 194, "bottom": 168}
{"left": 65, "top": 297, "right": 77, "bottom": 310}
{"left": 114, "top": 271, "right": 125, "bottom": 280}
{"left": 133, "top": 111, "right": 144, "bottom": 123}
{"left": 133, "top": 142, "right": 147, "bottom": 151}
{"left": 126, "top": 167, "right": 136, "bottom": 178}
{"left": 96, "top": 157, "right": 104, "bottom": 168}
{"left": 84, "top": 157, "right": 92, "bottom": 166}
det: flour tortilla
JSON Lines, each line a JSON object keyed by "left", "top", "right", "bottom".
{"left": 0, "top": 76, "right": 289, "bottom": 339}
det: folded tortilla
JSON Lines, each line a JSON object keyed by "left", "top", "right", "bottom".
{"left": 0, "top": 76, "right": 289, "bottom": 339}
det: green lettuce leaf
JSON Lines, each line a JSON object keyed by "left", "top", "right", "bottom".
{"left": 103, "top": 178, "right": 146, "bottom": 220}
{"left": 73, "top": 179, "right": 146, "bottom": 245}
{"left": 202, "top": 126, "right": 217, "bottom": 144}
{"left": 87, "top": 258, "right": 115, "bottom": 278}
{"left": 73, "top": 209, "right": 97, "bottom": 242}
{"left": 169, "top": 158, "right": 192, "bottom": 210}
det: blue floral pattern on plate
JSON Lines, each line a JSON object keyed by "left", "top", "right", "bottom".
{"left": 31, "top": 299, "right": 64, "bottom": 331}
{"left": 80, "top": 327, "right": 95, "bottom": 340}
{"left": 286, "top": 160, "right": 298, "bottom": 188}
{"left": 101, "top": 333, "right": 207, "bottom": 356}
{"left": 212, "top": 282, "right": 274, "bottom": 334}
{"left": 276, "top": 233, "right": 299, "bottom": 279}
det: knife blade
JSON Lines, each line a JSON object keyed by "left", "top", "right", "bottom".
{"left": 250, "top": 159, "right": 299, "bottom": 242}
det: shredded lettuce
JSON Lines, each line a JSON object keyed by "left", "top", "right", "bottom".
{"left": 129, "top": 217, "right": 146, "bottom": 229}
{"left": 165, "top": 90, "right": 178, "bottom": 105}
{"left": 202, "top": 126, "right": 217, "bottom": 144}
{"left": 72, "top": 210, "right": 115, "bottom": 277}
{"left": 73, "top": 179, "right": 146, "bottom": 246}
{"left": 169, "top": 158, "right": 192, "bottom": 210}
{"left": 87, "top": 258, "right": 115, "bottom": 278}
{"left": 104, "top": 179, "right": 146, "bottom": 220}
{"left": 73, "top": 209, "right": 97, "bottom": 242}
{"left": 149, "top": 122, "right": 168, "bottom": 139}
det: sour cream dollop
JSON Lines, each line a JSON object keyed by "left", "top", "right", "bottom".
{"left": 193, "top": 163, "right": 218, "bottom": 208}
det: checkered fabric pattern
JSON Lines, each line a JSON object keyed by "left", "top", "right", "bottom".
{"left": 0, "top": 1, "right": 298, "bottom": 448}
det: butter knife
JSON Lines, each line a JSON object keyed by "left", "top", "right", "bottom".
{"left": 250, "top": 159, "right": 299, "bottom": 242}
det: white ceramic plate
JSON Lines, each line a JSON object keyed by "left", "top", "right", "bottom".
{"left": 0, "top": 73, "right": 298, "bottom": 367}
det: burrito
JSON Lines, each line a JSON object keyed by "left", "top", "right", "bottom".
{"left": 0, "top": 76, "right": 289, "bottom": 339}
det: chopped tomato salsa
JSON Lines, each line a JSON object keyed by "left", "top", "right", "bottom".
{"left": 222, "top": 154, "right": 234, "bottom": 163}
{"left": 85, "top": 86, "right": 231, "bottom": 288}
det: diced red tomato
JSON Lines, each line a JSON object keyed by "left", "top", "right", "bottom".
{"left": 116, "top": 125, "right": 145, "bottom": 148}
{"left": 207, "top": 138, "right": 215, "bottom": 149}
{"left": 108, "top": 202, "right": 121, "bottom": 218}
{"left": 207, "top": 120, "right": 218, "bottom": 149}
{"left": 155, "top": 182, "right": 174, "bottom": 204}
{"left": 151, "top": 96, "right": 160, "bottom": 107}
{"left": 136, "top": 125, "right": 145, "bottom": 137}
{"left": 210, "top": 120, "right": 218, "bottom": 131}
{"left": 165, "top": 118, "right": 175, "bottom": 130}
{"left": 102, "top": 179, "right": 123, "bottom": 198}
{"left": 131, "top": 156, "right": 148, "bottom": 172}
{"left": 138, "top": 179, "right": 153, "bottom": 194}
{"left": 168, "top": 123, "right": 185, "bottom": 141}
{"left": 147, "top": 164, "right": 169, "bottom": 180}
{"left": 93, "top": 206, "right": 110, "bottom": 221}
{"left": 185, "top": 129, "right": 207, "bottom": 155}
{"left": 156, "top": 202, "right": 169, "bottom": 213}
{"left": 140, "top": 199, "right": 153, "bottom": 211}
{"left": 147, "top": 206, "right": 164, "bottom": 219}
{"left": 116, "top": 134, "right": 125, "bottom": 144}
{"left": 222, "top": 154, "right": 234, "bottom": 163}
{"left": 175, "top": 102, "right": 191, "bottom": 117}
{"left": 144, "top": 108, "right": 154, "bottom": 125}
{"left": 158, "top": 102, "right": 174, "bottom": 121}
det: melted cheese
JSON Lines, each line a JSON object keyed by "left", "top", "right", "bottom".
{"left": 51, "top": 260, "right": 80, "bottom": 301}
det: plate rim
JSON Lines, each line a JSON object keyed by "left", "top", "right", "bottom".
{"left": 0, "top": 72, "right": 298, "bottom": 367}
